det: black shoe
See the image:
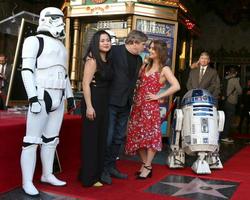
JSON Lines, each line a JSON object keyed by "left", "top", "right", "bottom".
{"left": 109, "top": 168, "right": 128, "bottom": 179}
{"left": 100, "top": 171, "right": 112, "bottom": 185}
{"left": 136, "top": 166, "right": 152, "bottom": 180}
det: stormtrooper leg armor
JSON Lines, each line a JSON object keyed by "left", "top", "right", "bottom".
{"left": 39, "top": 100, "right": 66, "bottom": 187}
{"left": 21, "top": 98, "right": 66, "bottom": 196}
{"left": 20, "top": 110, "right": 46, "bottom": 196}
{"left": 40, "top": 137, "right": 66, "bottom": 186}
{"left": 21, "top": 144, "right": 39, "bottom": 196}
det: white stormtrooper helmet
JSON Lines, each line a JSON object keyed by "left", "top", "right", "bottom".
{"left": 37, "top": 7, "right": 65, "bottom": 39}
{"left": 105, "top": 29, "right": 117, "bottom": 45}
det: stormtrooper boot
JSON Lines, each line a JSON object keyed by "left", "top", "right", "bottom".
{"left": 20, "top": 144, "right": 39, "bottom": 196}
{"left": 40, "top": 138, "right": 66, "bottom": 186}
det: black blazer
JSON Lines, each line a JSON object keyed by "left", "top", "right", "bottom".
{"left": 109, "top": 45, "right": 142, "bottom": 107}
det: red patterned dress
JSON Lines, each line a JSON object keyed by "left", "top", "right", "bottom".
{"left": 125, "top": 68, "right": 163, "bottom": 155}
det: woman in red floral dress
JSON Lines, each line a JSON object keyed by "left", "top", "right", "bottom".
{"left": 125, "top": 40, "right": 180, "bottom": 179}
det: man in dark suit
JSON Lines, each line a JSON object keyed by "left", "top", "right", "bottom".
{"left": 101, "top": 30, "right": 148, "bottom": 184}
{"left": 187, "top": 52, "right": 220, "bottom": 99}
{"left": 0, "top": 53, "right": 12, "bottom": 110}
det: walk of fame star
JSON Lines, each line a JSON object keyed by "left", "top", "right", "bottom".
{"left": 145, "top": 175, "right": 239, "bottom": 200}
{"left": 161, "top": 177, "right": 235, "bottom": 198}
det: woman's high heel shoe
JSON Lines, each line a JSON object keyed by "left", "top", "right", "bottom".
{"left": 136, "top": 166, "right": 152, "bottom": 179}
{"left": 134, "top": 162, "right": 145, "bottom": 176}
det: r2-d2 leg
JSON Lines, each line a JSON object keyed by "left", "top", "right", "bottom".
{"left": 206, "top": 110, "right": 225, "bottom": 169}
{"left": 206, "top": 147, "right": 223, "bottom": 169}
{"left": 191, "top": 152, "right": 211, "bottom": 174}
{"left": 167, "top": 109, "right": 185, "bottom": 168}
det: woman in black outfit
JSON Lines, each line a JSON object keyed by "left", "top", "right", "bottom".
{"left": 79, "top": 30, "right": 112, "bottom": 187}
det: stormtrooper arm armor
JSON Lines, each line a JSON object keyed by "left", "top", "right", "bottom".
{"left": 65, "top": 75, "right": 73, "bottom": 98}
{"left": 21, "top": 36, "right": 39, "bottom": 99}
{"left": 21, "top": 36, "right": 42, "bottom": 113}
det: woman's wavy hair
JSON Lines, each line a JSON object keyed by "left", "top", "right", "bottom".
{"left": 147, "top": 39, "right": 168, "bottom": 71}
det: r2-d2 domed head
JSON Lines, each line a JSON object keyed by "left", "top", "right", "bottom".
{"left": 37, "top": 7, "right": 65, "bottom": 39}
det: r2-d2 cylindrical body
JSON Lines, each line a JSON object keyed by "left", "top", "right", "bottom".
{"left": 181, "top": 89, "right": 223, "bottom": 154}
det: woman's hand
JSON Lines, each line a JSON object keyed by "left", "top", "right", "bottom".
{"left": 86, "top": 107, "right": 96, "bottom": 120}
{"left": 145, "top": 92, "right": 159, "bottom": 101}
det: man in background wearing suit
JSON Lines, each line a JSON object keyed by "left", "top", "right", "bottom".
{"left": 101, "top": 30, "right": 148, "bottom": 184}
{"left": 187, "top": 52, "right": 220, "bottom": 100}
{"left": 0, "top": 53, "right": 12, "bottom": 110}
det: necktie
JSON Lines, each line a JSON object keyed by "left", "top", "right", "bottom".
{"left": 199, "top": 67, "right": 204, "bottom": 83}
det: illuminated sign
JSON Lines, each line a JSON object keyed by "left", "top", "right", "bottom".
{"left": 91, "top": 0, "right": 107, "bottom": 3}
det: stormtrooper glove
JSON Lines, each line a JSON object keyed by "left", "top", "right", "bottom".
{"left": 29, "top": 96, "right": 42, "bottom": 114}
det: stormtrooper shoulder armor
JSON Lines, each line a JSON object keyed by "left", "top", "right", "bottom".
{"left": 22, "top": 36, "right": 40, "bottom": 59}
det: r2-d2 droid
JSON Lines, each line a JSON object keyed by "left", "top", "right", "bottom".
{"left": 167, "top": 89, "right": 225, "bottom": 174}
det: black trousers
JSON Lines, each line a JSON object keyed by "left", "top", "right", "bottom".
{"left": 103, "top": 104, "right": 131, "bottom": 172}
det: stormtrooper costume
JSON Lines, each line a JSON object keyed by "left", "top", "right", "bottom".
{"left": 20, "top": 7, "right": 75, "bottom": 196}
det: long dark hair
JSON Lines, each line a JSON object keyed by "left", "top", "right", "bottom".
{"left": 147, "top": 40, "right": 168, "bottom": 71}
{"left": 83, "top": 30, "right": 111, "bottom": 70}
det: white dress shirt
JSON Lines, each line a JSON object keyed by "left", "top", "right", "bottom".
{"left": 0, "top": 64, "right": 6, "bottom": 87}
{"left": 200, "top": 65, "right": 208, "bottom": 75}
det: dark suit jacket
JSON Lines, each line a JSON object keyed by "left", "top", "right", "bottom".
{"left": 109, "top": 45, "right": 142, "bottom": 107}
{"left": 1, "top": 63, "right": 12, "bottom": 95}
{"left": 187, "top": 66, "right": 220, "bottom": 98}
{"left": 0, "top": 63, "right": 12, "bottom": 109}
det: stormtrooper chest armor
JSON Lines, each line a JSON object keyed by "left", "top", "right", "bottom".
{"left": 36, "top": 35, "right": 67, "bottom": 70}
{"left": 35, "top": 35, "right": 68, "bottom": 90}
